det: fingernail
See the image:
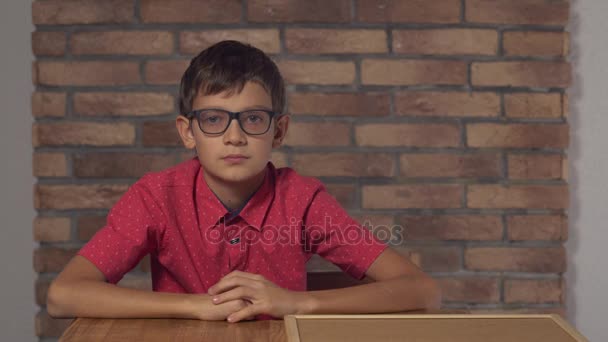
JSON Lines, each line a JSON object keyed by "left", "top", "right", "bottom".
{"left": 228, "top": 316, "right": 234, "bottom": 322}
{"left": 212, "top": 297, "right": 219, "bottom": 302}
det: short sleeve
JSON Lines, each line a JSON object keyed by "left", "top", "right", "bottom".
{"left": 77, "top": 180, "right": 163, "bottom": 284}
{"left": 303, "top": 188, "right": 389, "bottom": 280}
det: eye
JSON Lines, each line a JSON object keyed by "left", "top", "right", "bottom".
{"left": 242, "top": 111, "right": 268, "bottom": 124}
{"left": 200, "top": 110, "right": 227, "bottom": 125}
{"left": 206, "top": 116, "right": 221, "bottom": 123}
{"left": 246, "top": 115, "right": 262, "bottom": 123}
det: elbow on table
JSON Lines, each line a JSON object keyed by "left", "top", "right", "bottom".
{"left": 46, "top": 279, "right": 71, "bottom": 318}
{"left": 423, "top": 276, "right": 442, "bottom": 310}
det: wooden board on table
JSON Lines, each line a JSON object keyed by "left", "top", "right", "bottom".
{"left": 284, "top": 314, "right": 588, "bottom": 342}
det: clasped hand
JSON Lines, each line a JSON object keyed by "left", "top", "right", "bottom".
{"left": 207, "top": 270, "right": 308, "bottom": 323}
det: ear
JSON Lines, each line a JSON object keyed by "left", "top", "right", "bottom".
{"left": 272, "top": 114, "right": 290, "bottom": 149}
{"left": 176, "top": 115, "right": 196, "bottom": 149}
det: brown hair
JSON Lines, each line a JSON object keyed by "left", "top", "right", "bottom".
{"left": 179, "top": 40, "right": 285, "bottom": 116}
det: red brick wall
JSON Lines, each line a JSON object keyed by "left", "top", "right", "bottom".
{"left": 31, "top": 0, "right": 571, "bottom": 339}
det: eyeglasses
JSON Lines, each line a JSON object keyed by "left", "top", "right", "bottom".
{"left": 187, "top": 108, "right": 278, "bottom": 135}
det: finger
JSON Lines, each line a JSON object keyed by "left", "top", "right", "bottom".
{"left": 208, "top": 276, "right": 257, "bottom": 295}
{"left": 227, "top": 304, "right": 263, "bottom": 323}
{"left": 211, "top": 286, "right": 255, "bottom": 305}
{"left": 222, "top": 270, "right": 265, "bottom": 282}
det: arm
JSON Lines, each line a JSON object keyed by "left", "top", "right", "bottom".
{"left": 301, "top": 247, "right": 442, "bottom": 314}
{"left": 47, "top": 255, "right": 249, "bottom": 320}
{"left": 206, "top": 248, "right": 441, "bottom": 322}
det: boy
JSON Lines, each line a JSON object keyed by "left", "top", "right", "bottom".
{"left": 47, "top": 40, "right": 440, "bottom": 323}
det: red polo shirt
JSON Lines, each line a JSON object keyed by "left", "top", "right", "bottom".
{"left": 78, "top": 157, "right": 389, "bottom": 319}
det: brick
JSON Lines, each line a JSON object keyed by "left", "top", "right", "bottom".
{"left": 393, "top": 29, "right": 497, "bottom": 55}
{"left": 73, "top": 92, "right": 174, "bottom": 116}
{"left": 353, "top": 214, "right": 399, "bottom": 245}
{"left": 35, "top": 184, "right": 128, "bottom": 210}
{"left": 362, "top": 59, "right": 467, "bottom": 85}
{"left": 471, "top": 62, "right": 570, "bottom": 88}
{"left": 33, "top": 152, "right": 68, "bottom": 177}
{"left": 35, "top": 61, "right": 140, "bottom": 86}
{"left": 357, "top": 0, "right": 460, "bottom": 23}
{"left": 33, "top": 217, "right": 71, "bottom": 242}
{"left": 32, "top": 0, "right": 134, "bottom": 25}
{"left": 33, "top": 248, "right": 79, "bottom": 273}
{"left": 278, "top": 61, "right": 355, "bottom": 85}
{"left": 33, "top": 122, "right": 135, "bottom": 147}
{"left": 467, "top": 185, "right": 568, "bottom": 209}
{"left": 74, "top": 153, "right": 176, "bottom": 178}
{"left": 504, "top": 93, "right": 563, "bottom": 118}
{"left": 504, "top": 31, "right": 568, "bottom": 57}
{"left": 248, "top": 0, "right": 350, "bottom": 23}
{"left": 285, "top": 29, "right": 387, "bottom": 54}
{"left": 283, "top": 122, "right": 351, "bottom": 147}
{"left": 36, "top": 277, "right": 52, "bottom": 306}
{"left": 562, "top": 155, "right": 569, "bottom": 181}
{"left": 142, "top": 121, "right": 183, "bottom": 147}
{"left": 466, "top": 0, "right": 569, "bottom": 25}
{"left": 271, "top": 151, "right": 288, "bottom": 168}
{"left": 396, "top": 246, "right": 461, "bottom": 272}
{"left": 71, "top": 31, "right": 173, "bottom": 55}
{"left": 35, "top": 311, "right": 73, "bottom": 338}
{"left": 180, "top": 30, "right": 280, "bottom": 54}
{"left": 32, "top": 92, "right": 66, "bottom": 117}
{"left": 507, "top": 215, "right": 567, "bottom": 241}
{"left": 77, "top": 216, "right": 107, "bottom": 241}
{"left": 145, "top": 60, "right": 190, "bottom": 85}
{"left": 467, "top": 123, "right": 569, "bottom": 149}
{"left": 504, "top": 279, "right": 564, "bottom": 303}
{"left": 397, "top": 215, "right": 502, "bottom": 241}
{"left": 563, "top": 93, "right": 570, "bottom": 118}
{"left": 438, "top": 277, "right": 500, "bottom": 303}
{"left": 289, "top": 92, "right": 390, "bottom": 116}
{"left": 141, "top": 0, "right": 240, "bottom": 23}
{"left": 400, "top": 153, "right": 501, "bottom": 178}
{"left": 352, "top": 214, "right": 395, "bottom": 229}
{"left": 465, "top": 246, "right": 566, "bottom": 272}
{"left": 362, "top": 184, "right": 462, "bottom": 209}
{"left": 325, "top": 184, "right": 357, "bottom": 209}
{"left": 395, "top": 91, "right": 499, "bottom": 117}
{"left": 292, "top": 153, "right": 394, "bottom": 177}
{"left": 32, "top": 32, "right": 66, "bottom": 56}
{"left": 508, "top": 154, "right": 563, "bottom": 179}
{"left": 356, "top": 123, "right": 461, "bottom": 147}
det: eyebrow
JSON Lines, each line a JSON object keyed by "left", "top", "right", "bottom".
{"left": 195, "top": 105, "right": 273, "bottom": 112}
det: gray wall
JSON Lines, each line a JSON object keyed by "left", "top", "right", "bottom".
{"left": 566, "top": 0, "right": 608, "bottom": 341}
{"left": 0, "top": 0, "right": 35, "bottom": 341}
{"left": 0, "top": 0, "right": 606, "bottom": 341}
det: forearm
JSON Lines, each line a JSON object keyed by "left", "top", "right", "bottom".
{"left": 301, "top": 275, "right": 441, "bottom": 315}
{"left": 47, "top": 279, "right": 205, "bottom": 319}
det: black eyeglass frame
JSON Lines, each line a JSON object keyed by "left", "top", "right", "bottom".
{"left": 186, "top": 108, "right": 279, "bottom": 136}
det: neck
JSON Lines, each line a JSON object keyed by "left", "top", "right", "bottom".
{"left": 203, "top": 169, "right": 266, "bottom": 211}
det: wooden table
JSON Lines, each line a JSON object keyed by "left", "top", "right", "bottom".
{"left": 59, "top": 310, "right": 458, "bottom": 341}
{"left": 284, "top": 314, "right": 587, "bottom": 342}
{"left": 60, "top": 310, "right": 586, "bottom": 342}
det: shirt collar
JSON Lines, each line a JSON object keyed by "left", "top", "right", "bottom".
{"left": 196, "top": 162, "right": 275, "bottom": 232}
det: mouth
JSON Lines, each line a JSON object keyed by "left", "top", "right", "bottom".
{"left": 222, "top": 154, "right": 249, "bottom": 159}
{"left": 222, "top": 154, "right": 249, "bottom": 164}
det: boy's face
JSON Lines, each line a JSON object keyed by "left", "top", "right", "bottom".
{"left": 176, "top": 81, "right": 289, "bottom": 185}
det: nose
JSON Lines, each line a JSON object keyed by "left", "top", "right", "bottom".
{"left": 222, "top": 118, "right": 247, "bottom": 145}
